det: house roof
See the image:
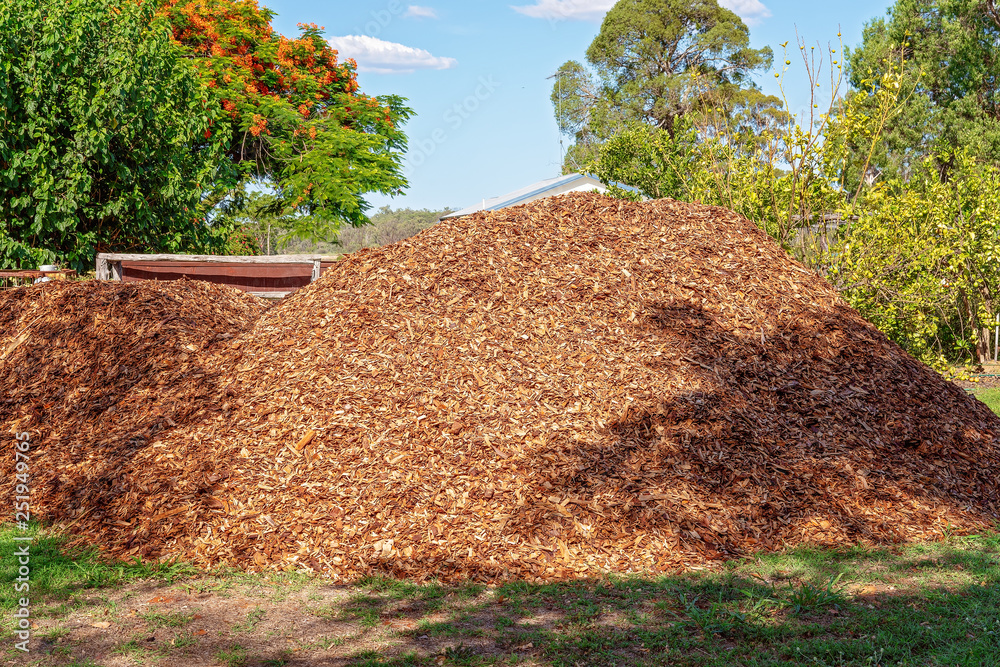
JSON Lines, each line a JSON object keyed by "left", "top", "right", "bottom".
{"left": 440, "top": 173, "right": 607, "bottom": 219}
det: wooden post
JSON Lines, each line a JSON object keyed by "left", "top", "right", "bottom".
{"left": 311, "top": 259, "right": 321, "bottom": 282}
{"left": 96, "top": 255, "right": 109, "bottom": 281}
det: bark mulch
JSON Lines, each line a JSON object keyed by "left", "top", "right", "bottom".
{"left": 3, "top": 192, "right": 999, "bottom": 583}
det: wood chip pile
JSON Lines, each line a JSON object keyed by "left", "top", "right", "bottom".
{"left": 0, "top": 280, "right": 264, "bottom": 540}
{"left": 4, "top": 192, "right": 1000, "bottom": 582}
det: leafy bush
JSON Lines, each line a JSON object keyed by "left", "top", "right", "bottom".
{"left": 0, "top": 0, "right": 229, "bottom": 271}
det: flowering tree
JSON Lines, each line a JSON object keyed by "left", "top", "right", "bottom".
{"left": 160, "top": 0, "right": 412, "bottom": 241}
{"left": 0, "top": 0, "right": 411, "bottom": 270}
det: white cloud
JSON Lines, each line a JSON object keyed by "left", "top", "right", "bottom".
{"left": 511, "top": 0, "right": 614, "bottom": 22}
{"left": 512, "top": 0, "right": 771, "bottom": 24}
{"left": 405, "top": 5, "right": 438, "bottom": 19}
{"left": 718, "top": 0, "right": 771, "bottom": 25}
{"left": 328, "top": 35, "right": 457, "bottom": 74}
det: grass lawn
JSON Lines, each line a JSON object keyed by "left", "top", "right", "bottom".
{"left": 971, "top": 387, "right": 1000, "bottom": 416}
{"left": 2, "top": 524, "right": 999, "bottom": 666}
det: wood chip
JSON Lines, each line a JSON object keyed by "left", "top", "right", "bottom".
{"left": 294, "top": 430, "right": 315, "bottom": 452}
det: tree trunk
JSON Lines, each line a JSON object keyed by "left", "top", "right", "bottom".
{"left": 977, "top": 326, "right": 991, "bottom": 364}
{"left": 960, "top": 289, "right": 989, "bottom": 364}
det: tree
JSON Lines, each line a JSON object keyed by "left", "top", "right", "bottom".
{"left": 276, "top": 206, "right": 454, "bottom": 255}
{"left": 0, "top": 0, "right": 228, "bottom": 270}
{"left": 159, "top": 0, "right": 413, "bottom": 240}
{"left": 551, "top": 0, "right": 778, "bottom": 171}
{"left": 212, "top": 190, "right": 294, "bottom": 255}
{"left": 846, "top": 0, "right": 1000, "bottom": 181}
{"left": 831, "top": 151, "right": 1000, "bottom": 366}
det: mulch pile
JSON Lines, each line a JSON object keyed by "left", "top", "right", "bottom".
{"left": 4, "top": 192, "right": 1000, "bottom": 582}
{"left": 0, "top": 280, "right": 264, "bottom": 541}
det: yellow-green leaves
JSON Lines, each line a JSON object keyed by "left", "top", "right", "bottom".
{"left": 832, "top": 151, "right": 1000, "bottom": 368}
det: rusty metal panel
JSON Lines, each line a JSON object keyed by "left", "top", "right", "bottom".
{"left": 120, "top": 261, "right": 313, "bottom": 293}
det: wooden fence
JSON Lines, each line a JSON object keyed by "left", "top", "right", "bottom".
{"left": 96, "top": 253, "right": 338, "bottom": 299}
{"left": 0, "top": 269, "right": 77, "bottom": 290}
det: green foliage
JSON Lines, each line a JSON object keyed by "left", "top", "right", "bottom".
{"left": 590, "top": 29, "right": 1000, "bottom": 367}
{"left": 162, "top": 0, "right": 414, "bottom": 242}
{"left": 279, "top": 206, "right": 452, "bottom": 255}
{"left": 846, "top": 0, "right": 1000, "bottom": 180}
{"left": 361, "top": 206, "right": 453, "bottom": 249}
{"left": 0, "top": 0, "right": 414, "bottom": 270}
{"left": 785, "top": 573, "right": 846, "bottom": 615}
{"left": 224, "top": 227, "right": 262, "bottom": 256}
{"left": 0, "top": 0, "right": 231, "bottom": 271}
{"left": 552, "top": 0, "right": 777, "bottom": 173}
{"left": 831, "top": 151, "right": 1000, "bottom": 368}
{"left": 213, "top": 189, "right": 293, "bottom": 255}
{"left": 591, "top": 35, "right": 854, "bottom": 253}
{"left": 587, "top": 0, "right": 774, "bottom": 135}
{"left": 551, "top": 59, "right": 613, "bottom": 173}
{"left": 263, "top": 93, "right": 413, "bottom": 243}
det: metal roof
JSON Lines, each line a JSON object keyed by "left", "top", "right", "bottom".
{"left": 440, "top": 173, "right": 606, "bottom": 219}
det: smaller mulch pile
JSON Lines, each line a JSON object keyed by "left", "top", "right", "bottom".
{"left": 3, "top": 192, "right": 1000, "bottom": 582}
{"left": 0, "top": 280, "right": 264, "bottom": 530}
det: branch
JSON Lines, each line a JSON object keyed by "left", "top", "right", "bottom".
{"left": 987, "top": 0, "right": 1000, "bottom": 31}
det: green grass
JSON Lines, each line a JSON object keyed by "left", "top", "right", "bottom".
{"left": 972, "top": 386, "right": 1000, "bottom": 415}
{"left": 232, "top": 607, "right": 266, "bottom": 633}
{"left": 0, "top": 522, "right": 196, "bottom": 645}
{"left": 215, "top": 644, "right": 249, "bottom": 667}
{"left": 3, "top": 523, "right": 1000, "bottom": 665}
{"left": 138, "top": 609, "right": 195, "bottom": 628}
{"left": 0, "top": 523, "right": 194, "bottom": 614}
{"left": 300, "top": 534, "right": 1000, "bottom": 664}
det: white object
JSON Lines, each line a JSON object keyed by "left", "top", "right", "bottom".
{"left": 34, "top": 264, "right": 59, "bottom": 284}
{"left": 441, "top": 173, "right": 613, "bottom": 219}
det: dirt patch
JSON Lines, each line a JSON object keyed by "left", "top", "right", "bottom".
{"left": 3, "top": 576, "right": 520, "bottom": 666}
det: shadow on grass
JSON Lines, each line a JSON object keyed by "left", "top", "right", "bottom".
{"left": 1, "top": 526, "right": 999, "bottom": 666}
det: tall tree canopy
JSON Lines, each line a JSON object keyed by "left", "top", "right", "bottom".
{"left": 847, "top": 0, "right": 1000, "bottom": 180}
{"left": 552, "top": 0, "right": 778, "bottom": 171}
{"left": 159, "top": 0, "right": 413, "bottom": 239}
{"left": 0, "top": 0, "right": 227, "bottom": 270}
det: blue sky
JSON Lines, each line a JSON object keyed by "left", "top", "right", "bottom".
{"left": 262, "top": 0, "right": 896, "bottom": 212}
